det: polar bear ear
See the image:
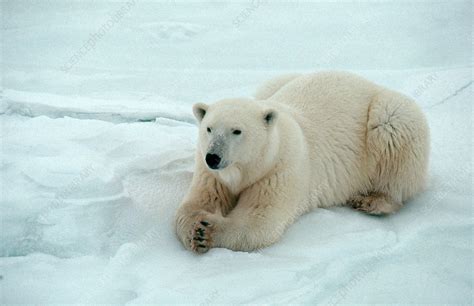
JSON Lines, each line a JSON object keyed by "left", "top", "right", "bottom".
{"left": 263, "top": 109, "right": 277, "bottom": 126}
{"left": 192, "top": 103, "right": 208, "bottom": 123}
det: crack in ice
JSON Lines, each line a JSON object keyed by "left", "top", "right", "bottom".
{"left": 424, "top": 80, "right": 473, "bottom": 110}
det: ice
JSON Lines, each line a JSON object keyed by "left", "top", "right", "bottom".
{"left": 2, "top": 89, "right": 195, "bottom": 123}
{"left": 1, "top": 1, "right": 472, "bottom": 304}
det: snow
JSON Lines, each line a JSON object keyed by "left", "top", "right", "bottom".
{"left": 1, "top": 1, "right": 472, "bottom": 304}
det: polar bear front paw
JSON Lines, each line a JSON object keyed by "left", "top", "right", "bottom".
{"left": 190, "top": 219, "right": 214, "bottom": 253}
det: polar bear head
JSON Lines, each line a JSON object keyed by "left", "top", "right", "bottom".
{"left": 193, "top": 98, "right": 279, "bottom": 188}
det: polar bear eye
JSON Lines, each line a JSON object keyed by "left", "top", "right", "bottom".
{"left": 233, "top": 130, "right": 242, "bottom": 135}
{"left": 207, "top": 127, "right": 212, "bottom": 133}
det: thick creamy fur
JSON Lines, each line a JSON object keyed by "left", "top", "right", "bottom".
{"left": 175, "top": 71, "right": 430, "bottom": 253}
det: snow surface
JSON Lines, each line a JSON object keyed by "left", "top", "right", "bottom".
{"left": 1, "top": 1, "right": 472, "bottom": 304}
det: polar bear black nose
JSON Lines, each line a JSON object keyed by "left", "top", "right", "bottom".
{"left": 205, "top": 153, "right": 221, "bottom": 169}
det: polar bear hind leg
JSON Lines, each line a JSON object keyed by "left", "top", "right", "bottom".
{"left": 351, "top": 89, "right": 429, "bottom": 215}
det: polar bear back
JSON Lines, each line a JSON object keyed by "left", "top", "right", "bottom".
{"left": 263, "top": 72, "right": 407, "bottom": 207}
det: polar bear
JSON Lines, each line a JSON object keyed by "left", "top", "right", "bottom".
{"left": 175, "top": 71, "right": 429, "bottom": 253}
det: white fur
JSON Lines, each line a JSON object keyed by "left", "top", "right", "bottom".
{"left": 218, "top": 166, "right": 241, "bottom": 195}
{"left": 176, "top": 71, "right": 430, "bottom": 253}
